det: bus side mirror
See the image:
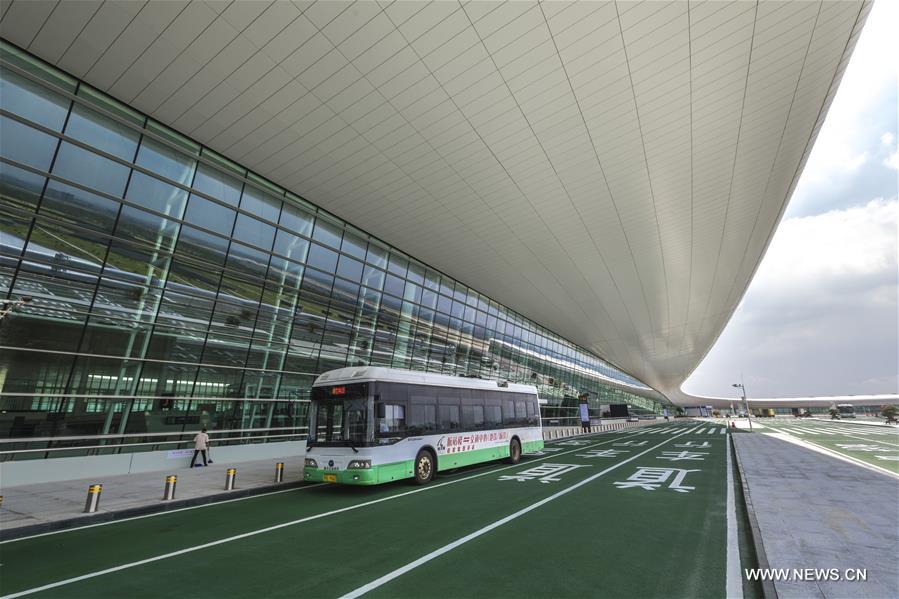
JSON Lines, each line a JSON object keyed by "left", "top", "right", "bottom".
{"left": 376, "top": 403, "right": 386, "bottom": 419}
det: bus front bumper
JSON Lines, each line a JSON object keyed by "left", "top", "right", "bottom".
{"left": 304, "top": 467, "right": 379, "bottom": 485}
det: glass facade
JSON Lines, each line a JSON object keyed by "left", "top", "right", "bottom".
{"left": 0, "top": 41, "right": 669, "bottom": 459}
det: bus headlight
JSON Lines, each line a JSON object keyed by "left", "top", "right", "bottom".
{"left": 304, "top": 458, "right": 318, "bottom": 468}
{"left": 347, "top": 459, "right": 371, "bottom": 469}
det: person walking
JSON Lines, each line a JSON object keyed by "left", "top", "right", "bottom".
{"left": 190, "top": 427, "right": 210, "bottom": 468}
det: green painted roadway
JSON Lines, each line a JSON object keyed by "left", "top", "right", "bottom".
{"left": 758, "top": 418, "right": 899, "bottom": 475}
{"left": 0, "top": 422, "right": 745, "bottom": 599}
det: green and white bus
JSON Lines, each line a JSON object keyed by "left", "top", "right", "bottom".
{"left": 304, "top": 366, "right": 544, "bottom": 485}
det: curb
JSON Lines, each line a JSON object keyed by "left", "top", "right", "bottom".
{"left": 0, "top": 480, "right": 306, "bottom": 542}
{"left": 731, "top": 436, "right": 778, "bottom": 599}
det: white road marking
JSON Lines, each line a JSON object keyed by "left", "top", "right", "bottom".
{"left": 725, "top": 434, "right": 742, "bottom": 599}
{"left": 779, "top": 428, "right": 804, "bottom": 435}
{"left": 764, "top": 433, "right": 899, "bottom": 480}
{"left": 0, "top": 428, "right": 658, "bottom": 596}
{"left": 339, "top": 429, "right": 697, "bottom": 599}
{"left": 778, "top": 424, "right": 899, "bottom": 448}
{"left": 0, "top": 484, "right": 326, "bottom": 545}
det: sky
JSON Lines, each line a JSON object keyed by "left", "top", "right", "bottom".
{"left": 683, "top": 0, "right": 898, "bottom": 400}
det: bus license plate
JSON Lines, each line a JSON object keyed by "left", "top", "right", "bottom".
{"left": 324, "top": 474, "right": 337, "bottom": 482}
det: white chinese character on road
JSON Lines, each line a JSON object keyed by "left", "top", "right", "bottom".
{"left": 675, "top": 441, "right": 711, "bottom": 449}
{"left": 531, "top": 447, "right": 565, "bottom": 455}
{"left": 575, "top": 449, "right": 628, "bottom": 459}
{"left": 614, "top": 467, "right": 699, "bottom": 493}
{"left": 556, "top": 440, "right": 591, "bottom": 446}
{"left": 836, "top": 444, "right": 897, "bottom": 453}
{"left": 498, "top": 463, "right": 589, "bottom": 483}
{"left": 613, "top": 440, "right": 648, "bottom": 447}
{"left": 657, "top": 451, "right": 707, "bottom": 462}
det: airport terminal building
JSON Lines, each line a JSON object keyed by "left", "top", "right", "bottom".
{"left": 0, "top": 41, "right": 666, "bottom": 463}
{"left": 0, "top": 0, "right": 869, "bottom": 472}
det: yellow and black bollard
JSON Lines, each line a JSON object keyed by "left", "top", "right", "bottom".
{"left": 225, "top": 468, "right": 236, "bottom": 490}
{"left": 163, "top": 475, "right": 177, "bottom": 500}
{"left": 275, "top": 462, "right": 284, "bottom": 483}
{"left": 84, "top": 484, "right": 102, "bottom": 513}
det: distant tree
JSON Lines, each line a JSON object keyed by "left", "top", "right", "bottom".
{"left": 712, "top": 410, "right": 721, "bottom": 417}
{"left": 881, "top": 405, "right": 898, "bottom": 425}
{"left": 828, "top": 407, "right": 840, "bottom": 420}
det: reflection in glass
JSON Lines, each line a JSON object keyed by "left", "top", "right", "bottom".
{"left": 125, "top": 171, "right": 189, "bottom": 218}
{"left": 135, "top": 136, "right": 196, "bottom": 185}
{"left": 64, "top": 102, "right": 139, "bottom": 160}
{"left": 0, "top": 115, "right": 59, "bottom": 170}
{"left": 0, "top": 67, "right": 70, "bottom": 130}
{"left": 52, "top": 142, "right": 130, "bottom": 196}
{"left": 183, "top": 195, "right": 235, "bottom": 236}
{"left": 192, "top": 162, "right": 242, "bottom": 206}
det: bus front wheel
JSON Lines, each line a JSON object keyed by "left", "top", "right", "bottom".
{"left": 413, "top": 449, "right": 435, "bottom": 485}
{"left": 507, "top": 439, "right": 521, "bottom": 464}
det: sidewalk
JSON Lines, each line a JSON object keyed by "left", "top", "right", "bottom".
{"left": 0, "top": 456, "right": 304, "bottom": 539}
{"left": 733, "top": 433, "right": 898, "bottom": 599}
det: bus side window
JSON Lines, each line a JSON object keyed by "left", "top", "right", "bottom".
{"left": 460, "top": 389, "right": 485, "bottom": 430}
{"left": 378, "top": 381, "right": 408, "bottom": 403}
{"left": 484, "top": 400, "right": 502, "bottom": 429}
{"left": 408, "top": 404, "right": 436, "bottom": 434}
{"left": 461, "top": 403, "right": 485, "bottom": 429}
{"left": 500, "top": 393, "right": 515, "bottom": 427}
{"left": 439, "top": 405, "right": 460, "bottom": 431}
{"left": 438, "top": 388, "right": 461, "bottom": 431}
{"left": 408, "top": 385, "right": 438, "bottom": 435}
{"left": 378, "top": 404, "right": 406, "bottom": 434}
{"left": 514, "top": 399, "right": 527, "bottom": 425}
{"left": 526, "top": 398, "right": 538, "bottom": 425}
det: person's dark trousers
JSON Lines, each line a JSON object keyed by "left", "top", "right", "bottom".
{"left": 190, "top": 450, "right": 208, "bottom": 467}
{"left": 581, "top": 422, "right": 590, "bottom": 433}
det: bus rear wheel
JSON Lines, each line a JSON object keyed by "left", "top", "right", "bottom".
{"left": 413, "top": 449, "right": 435, "bottom": 485}
{"left": 507, "top": 438, "right": 521, "bottom": 464}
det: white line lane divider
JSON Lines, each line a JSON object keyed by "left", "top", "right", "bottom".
{"left": 725, "top": 434, "right": 742, "bottom": 599}
{"left": 339, "top": 427, "right": 699, "bottom": 599}
{"left": 0, "top": 428, "right": 658, "bottom": 598}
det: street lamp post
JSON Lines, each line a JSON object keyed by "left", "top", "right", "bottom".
{"left": 731, "top": 382, "right": 752, "bottom": 431}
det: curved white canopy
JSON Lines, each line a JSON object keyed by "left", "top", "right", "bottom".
{"left": 1, "top": 1, "right": 871, "bottom": 403}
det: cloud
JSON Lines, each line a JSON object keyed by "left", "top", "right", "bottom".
{"left": 886, "top": 150, "right": 899, "bottom": 171}
{"left": 684, "top": 199, "right": 898, "bottom": 398}
{"left": 884, "top": 131, "right": 899, "bottom": 170}
{"left": 787, "top": 0, "right": 898, "bottom": 218}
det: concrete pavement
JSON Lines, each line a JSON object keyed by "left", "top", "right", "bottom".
{"left": 733, "top": 433, "right": 898, "bottom": 599}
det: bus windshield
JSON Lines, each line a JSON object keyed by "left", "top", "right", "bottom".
{"left": 837, "top": 404, "right": 856, "bottom": 418}
{"left": 309, "top": 383, "right": 372, "bottom": 446}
